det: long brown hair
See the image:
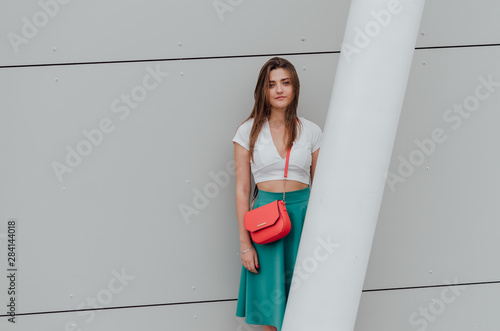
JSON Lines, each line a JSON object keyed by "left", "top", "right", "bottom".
{"left": 244, "top": 57, "right": 302, "bottom": 162}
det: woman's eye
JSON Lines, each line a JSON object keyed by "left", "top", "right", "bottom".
{"left": 269, "top": 83, "right": 275, "bottom": 87}
{"left": 283, "top": 81, "right": 290, "bottom": 85}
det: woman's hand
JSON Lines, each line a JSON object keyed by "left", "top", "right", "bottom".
{"left": 240, "top": 245, "right": 259, "bottom": 274}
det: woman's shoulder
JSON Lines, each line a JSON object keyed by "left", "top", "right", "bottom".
{"left": 236, "top": 117, "right": 254, "bottom": 130}
{"left": 233, "top": 118, "right": 254, "bottom": 138}
{"left": 243, "top": 117, "right": 255, "bottom": 126}
{"left": 298, "top": 116, "right": 322, "bottom": 132}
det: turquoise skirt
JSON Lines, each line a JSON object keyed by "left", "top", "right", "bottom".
{"left": 236, "top": 186, "right": 310, "bottom": 330}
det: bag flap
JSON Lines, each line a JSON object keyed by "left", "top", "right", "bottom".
{"left": 244, "top": 201, "right": 280, "bottom": 232}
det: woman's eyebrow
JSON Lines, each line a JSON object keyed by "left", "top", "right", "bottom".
{"left": 269, "top": 78, "right": 290, "bottom": 82}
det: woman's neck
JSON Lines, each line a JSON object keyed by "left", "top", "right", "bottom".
{"left": 269, "top": 108, "right": 286, "bottom": 124}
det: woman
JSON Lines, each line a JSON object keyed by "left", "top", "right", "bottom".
{"left": 232, "top": 57, "right": 322, "bottom": 330}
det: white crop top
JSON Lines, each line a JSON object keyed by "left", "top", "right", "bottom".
{"left": 232, "top": 117, "right": 322, "bottom": 185}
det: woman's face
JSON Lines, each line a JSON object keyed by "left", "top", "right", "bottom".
{"left": 268, "top": 68, "right": 293, "bottom": 111}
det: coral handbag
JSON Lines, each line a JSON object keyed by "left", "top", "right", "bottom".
{"left": 244, "top": 147, "right": 292, "bottom": 244}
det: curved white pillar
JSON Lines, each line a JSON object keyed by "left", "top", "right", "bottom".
{"left": 282, "top": 1, "right": 426, "bottom": 330}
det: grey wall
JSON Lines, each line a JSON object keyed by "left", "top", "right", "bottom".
{"left": 0, "top": 1, "right": 499, "bottom": 330}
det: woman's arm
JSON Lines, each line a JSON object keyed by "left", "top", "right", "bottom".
{"left": 234, "top": 142, "right": 259, "bottom": 273}
{"left": 310, "top": 148, "right": 320, "bottom": 184}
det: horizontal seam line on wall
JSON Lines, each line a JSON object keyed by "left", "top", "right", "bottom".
{"left": 0, "top": 51, "right": 338, "bottom": 69}
{"left": 363, "top": 280, "right": 500, "bottom": 293}
{"left": 415, "top": 42, "right": 500, "bottom": 50}
{"left": 1, "top": 280, "right": 499, "bottom": 317}
{"left": 1, "top": 43, "right": 499, "bottom": 69}
{"left": 0, "top": 298, "right": 237, "bottom": 318}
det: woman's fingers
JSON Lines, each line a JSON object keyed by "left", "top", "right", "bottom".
{"left": 248, "top": 251, "right": 258, "bottom": 273}
{"left": 241, "top": 251, "right": 259, "bottom": 274}
{"left": 248, "top": 264, "right": 258, "bottom": 273}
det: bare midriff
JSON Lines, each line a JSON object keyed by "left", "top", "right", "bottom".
{"left": 257, "top": 179, "right": 309, "bottom": 193}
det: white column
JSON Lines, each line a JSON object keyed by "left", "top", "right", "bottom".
{"left": 282, "top": 0, "right": 426, "bottom": 330}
